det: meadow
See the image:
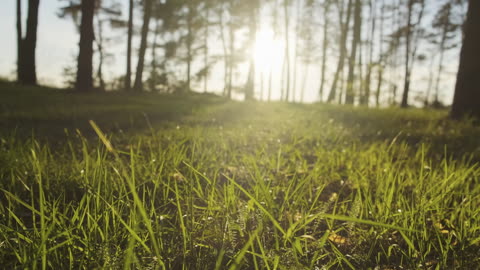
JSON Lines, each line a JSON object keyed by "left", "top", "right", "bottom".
{"left": 1, "top": 81, "right": 480, "bottom": 269}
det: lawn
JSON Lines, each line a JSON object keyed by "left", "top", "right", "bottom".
{"left": 1, "top": 82, "right": 480, "bottom": 269}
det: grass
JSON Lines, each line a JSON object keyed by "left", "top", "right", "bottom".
{"left": 1, "top": 82, "right": 480, "bottom": 269}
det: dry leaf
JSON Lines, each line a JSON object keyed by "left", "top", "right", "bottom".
{"left": 328, "top": 231, "right": 349, "bottom": 245}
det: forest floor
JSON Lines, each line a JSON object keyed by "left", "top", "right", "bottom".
{"left": 1, "top": 81, "right": 480, "bottom": 269}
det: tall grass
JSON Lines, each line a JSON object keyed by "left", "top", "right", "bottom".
{"left": 1, "top": 87, "right": 480, "bottom": 268}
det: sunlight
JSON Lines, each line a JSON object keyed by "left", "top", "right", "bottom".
{"left": 254, "top": 28, "right": 284, "bottom": 74}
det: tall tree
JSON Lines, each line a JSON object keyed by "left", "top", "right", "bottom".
{"left": 76, "top": 0, "right": 95, "bottom": 92}
{"left": 268, "top": 0, "right": 280, "bottom": 102}
{"left": 282, "top": 0, "right": 291, "bottom": 102}
{"left": 451, "top": 0, "right": 480, "bottom": 120}
{"left": 345, "top": 0, "right": 362, "bottom": 105}
{"left": 318, "top": 0, "right": 331, "bottom": 102}
{"left": 374, "top": 0, "right": 385, "bottom": 107}
{"left": 17, "top": 0, "right": 40, "bottom": 85}
{"left": 361, "top": 0, "right": 376, "bottom": 106}
{"left": 244, "top": 0, "right": 259, "bottom": 101}
{"left": 133, "top": 0, "right": 153, "bottom": 92}
{"left": 16, "top": 0, "right": 22, "bottom": 83}
{"left": 327, "top": 0, "right": 353, "bottom": 103}
{"left": 431, "top": 2, "right": 458, "bottom": 106}
{"left": 400, "top": 0, "right": 425, "bottom": 108}
{"left": 125, "top": 0, "right": 134, "bottom": 90}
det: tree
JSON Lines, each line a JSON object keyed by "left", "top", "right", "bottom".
{"left": 244, "top": 0, "right": 259, "bottom": 101}
{"left": 430, "top": 2, "right": 458, "bottom": 106}
{"left": 133, "top": 0, "right": 153, "bottom": 92}
{"left": 60, "top": 0, "right": 121, "bottom": 91}
{"left": 297, "top": 0, "right": 317, "bottom": 103}
{"left": 318, "top": 0, "right": 331, "bottom": 102}
{"left": 400, "top": 0, "right": 425, "bottom": 108}
{"left": 16, "top": 0, "right": 22, "bottom": 82}
{"left": 345, "top": 0, "right": 362, "bottom": 105}
{"left": 360, "top": 0, "right": 376, "bottom": 106}
{"left": 282, "top": 0, "right": 292, "bottom": 102}
{"left": 125, "top": 0, "right": 134, "bottom": 90}
{"left": 451, "top": 0, "right": 480, "bottom": 120}
{"left": 17, "top": 0, "right": 40, "bottom": 85}
{"left": 76, "top": 0, "right": 95, "bottom": 92}
{"left": 327, "top": 0, "right": 353, "bottom": 103}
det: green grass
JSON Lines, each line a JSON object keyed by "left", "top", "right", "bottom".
{"left": 1, "top": 82, "right": 480, "bottom": 269}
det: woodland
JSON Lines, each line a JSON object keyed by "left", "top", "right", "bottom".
{"left": 1, "top": 0, "right": 480, "bottom": 269}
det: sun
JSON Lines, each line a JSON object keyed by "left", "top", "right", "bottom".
{"left": 253, "top": 28, "right": 284, "bottom": 74}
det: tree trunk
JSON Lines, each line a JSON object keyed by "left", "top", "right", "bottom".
{"left": 401, "top": 0, "right": 424, "bottom": 108}
{"left": 149, "top": 18, "right": 160, "bottom": 92}
{"left": 95, "top": 18, "right": 105, "bottom": 91}
{"left": 424, "top": 53, "right": 436, "bottom": 106}
{"left": 268, "top": 68, "right": 273, "bottom": 101}
{"left": 17, "top": 0, "right": 23, "bottom": 83}
{"left": 245, "top": 2, "right": 258, "bottom": 101}
{"left": 227, "top": 19, "right": 235, "bottom": 99}
{"left": 218, "top": 5, "right": 229, "bottom": 97}
{"left": 204, "top": 5, "right": 209, "bottom": 93}
{"left": 375, "top": 65, "right": 383, "bottom": 107}
{"left": 282, "top": 0, "right": 291, "bottom": 102}
{"left": 318, "top": 1, "right": 330, "bottom": 102}
{"left": 400, "top": 0, "right": 413, "bottom": 108}
{"left": 76, "top": 0, "right": 95, "bottom": 92}
{"left": 451, "top": 0, "right": 480, "bottom": 119}
{"left": 433, "top": 9, "right": 450, "bottom": 105}
{"left": 18, "top": 0, "right": 40, "bottom": 85}
{"left": 345, "top": 0, "right": 362, "bottom": 105}
{"left": 133, "top": 0, "right": 153, "bottom": 92}
{"left": 125, "top": 0, "right": 134, "bottom": 91}
{"left": 185, "top": 3, "right": 193, "bottom": 92}
{"left": 327, "top": 0, "right": 353, "bottom": 103}
{"left": 300, "top": 63, "right": 309, "bottom": 103}
{"left": 361, "top": 0, "right": 375, "bottom": 106}
{"left": 291, "top": 0, "right": 302, "bottom": 103}
{"left": 375, "top": 0, "right": 385, "bottom": 107}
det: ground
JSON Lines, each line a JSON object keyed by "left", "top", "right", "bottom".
{"left": 1, "top": 81, "right": 480, "bottom": 269}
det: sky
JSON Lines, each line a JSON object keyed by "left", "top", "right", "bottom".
{"left": 0, "top": 0, "right": 462, "bottom": 105}
{"left": 1, "top": 0, "right": 79, "bottom": 85}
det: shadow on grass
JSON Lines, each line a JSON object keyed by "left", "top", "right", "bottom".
{"left": 0, "top": 81, "right": 226, "bottom": 140}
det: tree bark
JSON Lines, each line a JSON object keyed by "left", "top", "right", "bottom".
{"left": 76, "top": 0, "right": 95, "bottom": 92}
{"left": 218, "top": 4, "right": 228, "bottom": 96}
{"left": 125, "top": 0, "right": 134, "bottom": 91}
{"left": 227, "top": 11, "right": 235, "bottom": 99}
{"left": 282, "top": 0, "right": 291, "bottom": 102}
{"left": 185, "top": 3, "right": 193, "bottom": 92}
{"left": 361, "top": 0, "right": 375, "bottom": 106}
{"left": 345, "top": 0, "right": 362, "bottom": 105}
{"left": 451, "top": 0, "right": 480, "bottom": 119}
{"left": 204, "top": 4, "right": 210, "bottom": 93}
{"left": 433, "top": 6, "right": 450, "bottom": 105}
{"left": 401, "top": 0, "right": 424, "bottom": 108}
{"left": 375, "top": 0, "right": 385, "bottom": 107}
{"left": 133, "top": 0, "right": 153, "bottom": 92}
{"left": 400, "top": 0, "right": 413, "bottom": 108}
{"left": 244, "top": 1, "right": 258, "bottom": 101}
{"left": 18, "top": 0, "right": 40, "bottom": 85}
{"left": 318, "top": 1, "right": 330, "bottom": 102}
{"left": 327, "top": 0, "right": 353, "bottom": 103}
{"left": 95, "top": 17, "right": 105, "bottom": 91}
{"left": 17, "top": 0, "right": 23, "bottom": 83}
{"left": 149, "top": 17, "right": 160, "bottom": 92}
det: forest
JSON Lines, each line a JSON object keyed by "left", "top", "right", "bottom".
{"left": 1, "top": 0, "right": 480, "bottom": 269}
